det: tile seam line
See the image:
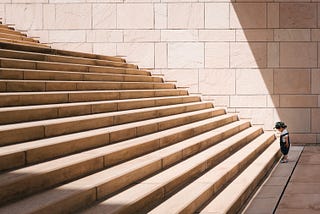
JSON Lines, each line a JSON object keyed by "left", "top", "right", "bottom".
{"left": 272, "top": 146, "right": 305, "bottom": 214}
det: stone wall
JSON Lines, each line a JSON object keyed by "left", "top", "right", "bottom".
{"left": 0, "top": 0, "right": 319, "bottom": 144}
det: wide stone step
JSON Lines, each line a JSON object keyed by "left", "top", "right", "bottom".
{"left": 0, "top": 32, "right": 38, "bottom": 43}
{"left": 0, "top": 119, "right": 248, "bottom": 212}
{"left": 0, "top": 80, "right": 175, "bottom": 92}
{"left": 0, "top": 95, "right": 199, "bottom": 125}
{"left": 0, "top": 68, "right": 162, "bottom": 82}
{"left": 0, "top": 41, "right": 125, "bottom": 63}
{"left": 0, "top": 101, "right": 213, "bottom": 146}
{"left": 80, "top": 126, "right": 263, "bottom": 214}
{"left": 148, "top": 132, "right": 276, "bottom": 214}
{"left": 199, "top": 139, "right": 280, "bottom": 214}
{"left": 0, "top": 110, "right": 231, "bottom": 172}
{"left": 0, "top": 49, "right": 136, "bottom": 69}
{"left": 0, "top": 89, "right": 188, "bottom": 107}
{"left": 0, "top": 58, "right": 149, "bottom": 76}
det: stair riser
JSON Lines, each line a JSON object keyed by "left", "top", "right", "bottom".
{"left": 0, "top": 28, "right": 26, "bottom": 36}
{"left": 0, "top": 69, "right": 162, "bottom": 82}
{"left": 179, "top": 135, "right": 276, "bottom": 214}
{"left": 0, "top": 59, "right": 149, "bottom": 76}
{"left": 0, "top": 96, "right": 200, "bottom": 125}
{"left": 227, "top": 151, "right": 281, "bottom": 214}
{"left": 0, "top": 103, "right": 212, "bottom": 146}
{"left": 0, "top": 81, "right": 175, "bottom": 92}
{"left": 0, "top": 90, "right": 188, "bottom": 107}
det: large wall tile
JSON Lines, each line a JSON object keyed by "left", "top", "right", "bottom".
{"left": 280, "top": 42, "right": 317, "bottom": 68}
{"left": 230, "top": 42, "right": 267, "bottom": 68}
{"left": 280, "top": 95, "right": 318, "bottom": 107}
{"left": 313, "top": 109, "right": 320, "bottom": 132}
{"left": 117, "top": 4, "right": 153, "bottom": 29}
{"left": 275, "top": 108, "right": 311, "bottom": 133}
{"left": 275, "top": 29, "right": 311, "bottom": 41}
{"left": 168, "top": 3, "right": 204, "bottom": 29}
{"left": 155, "top": 3, "right": 167, "bottom": 29}
{"left": 168, "top": 43, "right": 204, "bottom": 68}
{"left": 236, "top": 69, "right": 273, "bottom": 94}
{"left": 230, "top": 95, "right": 267, "bottom": 107}
{"left": 267, "top": 43, "right": 280, "bottom": 67}
{"left": 86, "top": 30, "right": 123, "bottom": 43}
{"left": 161, "top": 30, "right": 198, "bottom": 42}
{"left": 205, "top": 3, "right": 229, "bottom": 29}
{"left": 279, "top": 3, "right": 317, "bottom": 28}
{"left": 49, "top": 30, "right": 86, "bottom": 42}
{"left": 230, "top": 3, "right": 267, "bottom": 29}
{"left": 55, "top": 4, "right": 91, "bottom": 29}
{"left": 199, "top": 69, "right": 235, "bottom": 95}
{"left": 205, "top": 43, "right": 229, "bottom": 68}
{"left": 238, "top": 108, "right": 274, "bottom": 130}
{"left": 124, "top": 30, "right": 160, "bottom": 42}
{"left": 236, "top": 30, "right": 273, "bottom": 42}
{"left": 274, "top": 69, "right": 310, "bottom": 94}
{"left": 268, "top": 3, "right": 279, "bottom": 28}
{"left": 5, "top": 4, "right": 43, "bottom": 30}
{"left": 93, "top": 43, "right": 116, "bottom": 56}
{"left": 155, "top": 43, "right": 167, "bottom": 68}
{"left": 92, "top": 4, "right": 116, "bottom": 29}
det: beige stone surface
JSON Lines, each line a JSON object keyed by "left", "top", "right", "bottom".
{"left": 275, "top": 29, "right": 310, "bottom": 41}
{"left": 92, "top": 4, "right": 116, "bottom": 29}
{"left": 236, "top": 30, "right": 273, "bottom": 42}
{"left": 268, "top": 3, "right": 279, "bottom": 28}
{"left": 117, "top": 4, "right": 153, "bottom": 29}
{"left": 311, "top": 69, "right": 320, "bottom": 94}
{"left": 117, "top": 43, "right": 154, "bottom": 68}
{"left": 280, "top": 42, "right": 317, "bottom": 68}
{"left": 236, "top": 69, "right": 273, "bottom": 94}
{"left": 161, "top": 30, "right": 198, "bottom": 42}
{"left": 155, "top": 3, "right": 167, "bottom": 29}
{"left": 205, "top": 3, "right": 229, "bottom": 29}
{"left": 275, "top": 108, "right": 310, "bottom": 133}
{"left": 311, "top": 109, "right": 320, "bottom": 132}
{"left": 230, "top": 95, "right": 267, "bottom": 108}
{"left": 267, "top": 43, "right": 280, "bottom": 67}
{"left": 280, "top": 95, "right": 318, "bottom": 107}
{"left": 168, "top": 3, "right": 204, "bottom": 29}
{"left": 199, "top": 69, "right": 235, "bottom": 95}
{"left": 55, "top": 4, "right": 91, "bottom": 29}
{"left": 155, "top": 43, "right": 167, "bottom": 68}
{"left": 199, "top": 30, "right": 235, "bottom": 42}
{"left": 5, "top": 4, "right": 43, "bottom": 30}
{"left": 86, "top": 30, "right": 123, "bottom": 43}
{"left": 162, "top": 69, "right": 198, "bottom": 93}
{"left": 168, "top": 43, "right": 204, "bottom": 68}
{"left": 230, "top": 43, "right": 267, "bottom": 68}
{"left": 279, "top": 3, "right": 317, "bottom": 28}
{"left": 230, "top": 3, "right": 267, "bottom": 29}
{"left": 205, "top": 43, "right": 229, "bottom": 68}
{"left": 274, "top": 69, "right": 310, "bottom": 94}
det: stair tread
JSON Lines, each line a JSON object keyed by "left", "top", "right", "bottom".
{"left": 0, "top": 101, "right": 210, "bottom": 131}
{"left": 148, "top": 132, "right": 275, "bottom": 214}
{"left": 0, "top": 119, "right": 247, "bottom": 213}
{"left": 199, "top": 140, "right": 280, "bottom": 214}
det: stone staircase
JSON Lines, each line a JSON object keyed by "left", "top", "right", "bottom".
{"left": 0, "top": 22, "right": 282, "bottom": 214}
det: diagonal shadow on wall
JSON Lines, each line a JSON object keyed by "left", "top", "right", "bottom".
{"left": 231, "top": 1, "right": 320, "bottom": 144}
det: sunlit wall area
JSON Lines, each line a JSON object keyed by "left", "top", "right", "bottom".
{"left": 0, "top": 0, "right": 319, "bottom": 144}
